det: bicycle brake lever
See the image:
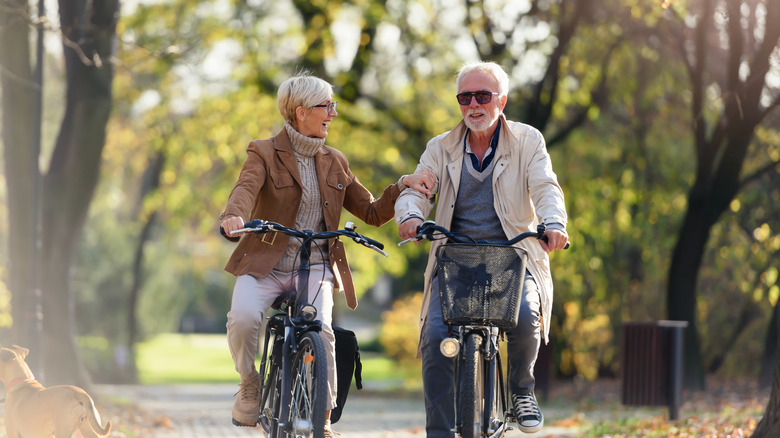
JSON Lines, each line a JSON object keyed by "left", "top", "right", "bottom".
{"left": 369, "top": 246, "right": 389, "bottom": 257}
{"left": 355, "top": 236, "right": 389, "bottom": 257}
{"left": 397, "top": 237, "right": 418, "bottom": 247}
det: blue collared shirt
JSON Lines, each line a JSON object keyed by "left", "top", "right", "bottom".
{"left": 464, "top": 123, "right": 500, "bottom": 172}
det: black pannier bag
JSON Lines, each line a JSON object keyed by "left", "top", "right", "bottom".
{"left": 330, "top": 325, "right": 363, "bottom": 423}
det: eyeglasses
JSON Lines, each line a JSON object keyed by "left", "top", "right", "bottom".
{"left": 311, "top": 101, "right": 338, "bottom": 113}
{"left": 456, "top": 91, "right": 499, "bottom": 106}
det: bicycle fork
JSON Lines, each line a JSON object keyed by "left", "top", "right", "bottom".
{"left": 455, "top": 326, "right": 512, "bottom": 438}
{"left": 485, "top": 328, "right": 512, "bottom": 438}
{"left": 277, "top": 325, "right": 297, "bottom": 433}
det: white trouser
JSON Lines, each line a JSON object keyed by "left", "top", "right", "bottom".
{"left": 226, "top": 265, "right": 337, "bottom": 410}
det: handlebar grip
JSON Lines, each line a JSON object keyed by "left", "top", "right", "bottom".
{"left": 541, "top": 234, "right": 570, "bottom": 250}
{"left": 219, "top": 226, "right": 240, "bottom": 242}
{"left": 363, "top": 236, "right": 384, "bottom": 251}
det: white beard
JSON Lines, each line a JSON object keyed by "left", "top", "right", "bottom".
{"left": 464, "top": 111, "right": 499, "bottom": 133}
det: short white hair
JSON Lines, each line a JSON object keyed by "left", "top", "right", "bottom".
{"left": 277, "top": 72, "right": 333, "bottom": 125}
{"left": 456, "top": 62, "right": 509, "bottom": 97}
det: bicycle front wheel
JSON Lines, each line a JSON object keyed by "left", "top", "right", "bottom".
{"left": 285, "top": 331, "right": 328, "bottom": 438}
{"left": 461, "top": 332, "right": 485, "bottom": 438}
{"left": 260, "top": 329, "right": 283, "bottom": 438}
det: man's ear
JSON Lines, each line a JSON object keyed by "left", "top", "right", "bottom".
{"left": 499, "top": 94, "right": 508, "bottom": 111}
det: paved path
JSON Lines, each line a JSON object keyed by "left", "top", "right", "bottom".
{"left": 97, "top": 384, "right": 581, "bottom": 438}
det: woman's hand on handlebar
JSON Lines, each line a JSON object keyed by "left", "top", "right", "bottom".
{"left": 399, "top": 217, "right": 424, "bottom": 241}
{"left": 220, "top": 215, "right": 245, "bottom": 238}
{"left": 540, "top": 228, "right": 568, "bottom": 254}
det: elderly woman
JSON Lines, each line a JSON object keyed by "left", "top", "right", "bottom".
{"left": 219, "top": 72, "right": 432, "bottom": 435}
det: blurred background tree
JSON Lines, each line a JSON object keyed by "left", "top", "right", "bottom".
{"left": 1, "top": 0, "right": 120, "bottom": 387}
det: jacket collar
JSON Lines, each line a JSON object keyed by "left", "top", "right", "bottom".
{"left": 272, "top": 127, "right": 333, "bottom": 188}
{"left": 272, "top": 127, "right": 332, "bottom": 155}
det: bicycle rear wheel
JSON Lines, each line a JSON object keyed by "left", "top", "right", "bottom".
{"left": 461, "top": 332, "right": 485, "bottom": 438}
{"left": 285, "top": 331, "right": 328, "bottom": 438}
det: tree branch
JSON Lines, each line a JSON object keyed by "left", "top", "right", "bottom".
{"left": 739, "top": 159, "right": 780, "bottom": 191}
{"left": 546, "top": 39, "right": 616, "bottom": 148}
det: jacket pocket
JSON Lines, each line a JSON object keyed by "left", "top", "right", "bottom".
{"left": 271, "top": 171, "right": 294, "bottom": 189}
{"left": 326, "top": 172, "right": 350, "bottom": 190}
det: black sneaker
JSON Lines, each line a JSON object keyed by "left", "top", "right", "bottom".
{"left": 512, "top": 392, "right": 544, "bottom": 433}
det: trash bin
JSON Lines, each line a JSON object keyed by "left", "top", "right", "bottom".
{"left": 621, "top": 320, "right": 688, "bottom": 420}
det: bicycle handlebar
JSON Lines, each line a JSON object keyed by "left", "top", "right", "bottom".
{"left": 228, "top": 219, "right": 389, "bottom": 257}
{"left": 398, "top": 220, "right": 570, "bottom": 249}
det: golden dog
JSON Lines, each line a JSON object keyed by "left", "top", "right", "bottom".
{"left": 0, "top": 345, "right": 111, "bottom": 437}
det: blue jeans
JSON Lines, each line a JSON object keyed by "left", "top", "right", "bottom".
{"left": 421, "top": 270, "right": 541, "bottom": 438}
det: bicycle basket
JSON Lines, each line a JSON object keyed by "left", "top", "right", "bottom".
{"left": 436, "top": 243, "right": 526, "bottom": 329}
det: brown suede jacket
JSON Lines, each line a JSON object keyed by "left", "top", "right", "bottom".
{"left": 221, "top": 128, "right": 400, "bottom": 309}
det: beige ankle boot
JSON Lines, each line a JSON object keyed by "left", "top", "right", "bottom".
{"left": 232, "top": 370, "right": 261, "bottom": 426}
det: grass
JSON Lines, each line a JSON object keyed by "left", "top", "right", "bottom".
{"left": 136, "top": 333, "right": 410, "bottom": 385}
{"left": 137, "top": 333, "right": 237, "bottom": 384}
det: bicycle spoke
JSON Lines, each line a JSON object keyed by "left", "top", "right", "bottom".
{"left": 286, "top": 332, "right": 327, "bottom": 438}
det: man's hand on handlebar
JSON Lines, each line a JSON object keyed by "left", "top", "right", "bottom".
{"left": 540, "top": 228, "right": 568, "bottom": 254}
{"left": 399, "top": 217, "right": 424, "bottom": 241}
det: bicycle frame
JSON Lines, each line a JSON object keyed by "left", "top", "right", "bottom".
{"left": 232, "top": 220, "right": 387, "bottom": 438}
{"left": 282, "top": 236, "right": 331, "bottom": 436}
{"left": 399, "top": 221, "right": 563, "bottom": 438}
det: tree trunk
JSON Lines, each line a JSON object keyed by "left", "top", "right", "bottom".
{"left": 37, "top": 0, "right": 118, "bottom": 386}
{"left": 752, "top": 307, "right": 780, "bottom": 437}
{"left": 0, "top": 0, "right": 43, "bottom": 366}
{"left": 662, "top": 0, "right": 780, "bottom": 391}
{"left": 666, "top": 196, "right": 710, "bottom": 391}
{"left": 125, "top": 151, "right": 166, "bottom": 383}
{"left": 760, "top": 299, "right": 779, "bottom": 387}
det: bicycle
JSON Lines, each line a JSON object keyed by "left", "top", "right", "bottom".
{"left": 229, "top": 219, "right": 387, "bottom": 438}
{"left": 399, "top": 221, "right": 568, "bottom": 438}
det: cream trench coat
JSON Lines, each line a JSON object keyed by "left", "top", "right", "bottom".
{"left": 395, "top": 115, "right": 567, "bottom": 356}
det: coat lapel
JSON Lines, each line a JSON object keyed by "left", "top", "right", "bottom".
{"left": 315, "top": 147, "right": 333, "bottom": 193}
{"left": 442, "top": 121, "right": 467, "bottom": 200}
{"left": 274, "top": 129, "right": 303, "bottom": 188}
{"left": 492, "top": 115, "right": 514, "bottom": 181}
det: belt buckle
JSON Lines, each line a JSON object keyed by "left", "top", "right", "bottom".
{"left": 261, "top": 232, "right": 276, "bottom": 245}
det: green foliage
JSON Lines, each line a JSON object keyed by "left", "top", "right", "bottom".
{"left": 695, "top": 120, "right": 780, "bottom": 376}
{"left": 379, "top": 292, "right": 423, "bottom": 384}
{"left": 0, "top": 267, "right": 11, "bottom": 331}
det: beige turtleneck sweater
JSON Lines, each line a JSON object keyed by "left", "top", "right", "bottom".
{"left": 274, "top": 122, "right": 330, "bottom": 272}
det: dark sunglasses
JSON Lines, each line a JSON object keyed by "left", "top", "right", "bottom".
{"left": 456, "top": 91, "right": 499, "bottom": 106}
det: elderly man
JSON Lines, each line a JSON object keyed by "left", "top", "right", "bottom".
{"left": 396, "top": 61, "right": 568, "bottom": 437}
